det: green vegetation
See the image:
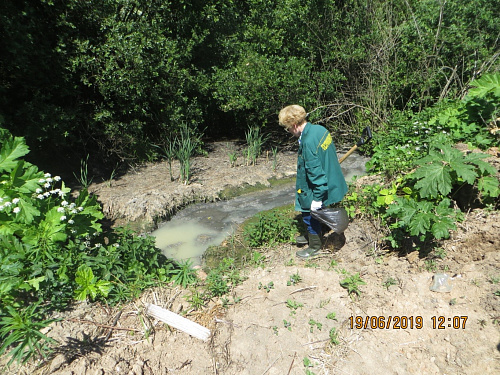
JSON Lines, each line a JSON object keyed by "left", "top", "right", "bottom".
{"left": 0, "top": 1, "right": 499, "bottom": 367}
{"left": 0, "top": 133, "right": 195, "bottom": 364}
{"left": 340, "top": 273, "right": 367, "bottom": 298}
{"left": 2, "top": 0, "right": 498, "bottom": 172}
{"left": 243, "top": 206, "right": 300, "bottom": 248}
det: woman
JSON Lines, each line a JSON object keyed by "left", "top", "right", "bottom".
{"left": 279, "top": 105, "right": 347, "bottom": 258}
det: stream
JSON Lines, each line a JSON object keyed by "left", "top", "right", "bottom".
{"left": 152, "top": 152, "right": 370, "bottom": 266}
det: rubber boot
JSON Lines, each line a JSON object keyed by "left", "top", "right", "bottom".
{"left": 295, "top": 234, "right": 308, "bottom": 246}
{"left": 296, "top": 234, "right": 322, "bottom": 259}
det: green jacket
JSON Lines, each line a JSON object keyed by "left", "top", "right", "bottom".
{"left": 295, "top": 123, "right": 347, "bottom": 212}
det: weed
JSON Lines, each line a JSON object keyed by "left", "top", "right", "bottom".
{"left": 245, "top": 126, "right": 266, "bottom": 166}
{"left": 329, "top": 327, "right": 340, "bottom": 345}
{"left": 424, "top": 259, "right": 437, "bottom": 272}
{"left": 258, "top": 281, "right": 274, "bottom": 293}
{"left": 272, "top": 326, "right": 278, "bottom": 335}
{"left": 0, "top": 303, "right": 58, "bottom": 366}
{"left": 185, "top": 290, "right": 205, "bottom": 310}
{"left": 286, "top": 299, "right": 304, "bottom": 315}
{"left": 283, "top": 319, "right": 292, "bottom": 331}
{"left": 303, "top": 356, "right": 315, "bottom": 368}
{"left": 478, "top": 319, "right": 487, "bottom": 328}
{"left": 73, "top": 154, "right": 93, "bottom": 188}
{"left": 171, "top": 259, "right": 198, "bottom": 288}
{"left": 494, "top": 290, "right": 500, "bottom": 297}
{"left": 205, "top": 258, "right": 244, "bottom": 297}
{"left": 287, "top": 272, "right": 302, "bottom": 286}
{"left": 285, "top": 258, "right": 296, "bottom": 266}
{"left": 340, "top": 272, "right": 366, "bottom": 298}
{"left": 489, "top": 275, "right": 500, "bottom": 284}
{"left": 326, "top": 312, "right": 338, "bottom": 321}
{"left": 176, "top": 123, "right": 202, "bottom": 184}
{"left": 382, "top": 277, "right": 398, "bottom": 290}
{"left": 244, "top": 207, "right": 299, "bottom": 247}
{"left": 271, "top": 146, "right": 278, "bottom": 171}
{"left": 250, "top": 251, "right": 266, "bottom": 268}
{"left": 319, "top": 299, "right": 331, "bottom": 308}
{"left": 433, "top": 247, "right": 447, "bottom": 259}
{"left": 308, "top": 319, "right": 322, "bottom": 333}
{"left": 449, "top": 298, "right": 457, "bottom": 306}
{"left": 305, "top": 261, "right": 319, "bottom": 269}
{"left": 329, "top": 259, "right": 338, "bottom": 268}
{"left": 228, "top": 151, "right": 238, "bottom": 167}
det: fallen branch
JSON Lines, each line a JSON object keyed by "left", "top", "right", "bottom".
{"left": 289, "top": 286, "right": 317, "bottom": 295}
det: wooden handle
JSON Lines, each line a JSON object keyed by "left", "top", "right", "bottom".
{"left": 338, "top": 145, "right": 358, "bottom": 164}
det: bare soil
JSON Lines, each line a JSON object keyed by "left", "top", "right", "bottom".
{"left": 3, "top": 142, "right": 500, "bottom": 375}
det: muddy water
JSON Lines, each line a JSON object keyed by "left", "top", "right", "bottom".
{"left": 152, "top": 153, "right": 369, "bottom": 265}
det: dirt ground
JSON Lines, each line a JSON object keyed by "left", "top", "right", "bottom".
{"left": 2, "top": 142, "right": 500, "bottom": 375}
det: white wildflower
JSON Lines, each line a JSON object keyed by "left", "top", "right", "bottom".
{"left": 61, "top": 201, "right": 68, "bottom": 206}
{"left": 37, "top": 194, "right": 44, "bottom": 199}
{"left": 43, "top": 192, "right": 50, "bottom": 197}
{"left": 12, "top": 198, "right": 19, "bottom": 204}
{"left": 46, "top": 177, "right": 53, "bottom": 183}
{"left": 44, "top": 182, "right": 50, "bottom": 188}
{"left": 60, "top": 215, "right": 67, "bottom": 221}
{"left": 416, "top": 147, "right": 420, "bottom": 151}
{"left": 4, "top": 202, "right": 11, "bottom": 207}
{"left": 68, "top": 219, "right": 75, "bottom": 224}
{"left": 69, "top": 203, "right": 76, "bottom": 209}
{"left": 13, "top": 207, "right": 20, "bottom": 214}
{"left": 54, "top": 176, "right": 61, "bottom": 181}
{"left": 57, "top": 207, "right": 65, "bottom": 212}
{"left": 78, "top": 207, "right": 84, "bottom": 211}
{"left": 71, "top": 209, "right": 77, "bottom": 214}
{"left": 39, "top": 179, "right": 45, "bottom": 183}
{"left": 95, "top": 243, "right": 102, "bottom": 248}
{"left": 113, "top": 243, "right": 120, "bottom": 247}
{"left": 36, "top": 188, "right": 43, "bottom": 193}
{"left": 44, "top": 173, "right": 51, "bottom": 178}
{"left": 58, "top": 190, "right": 65, "bottom": 197}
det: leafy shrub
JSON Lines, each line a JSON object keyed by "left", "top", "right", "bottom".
{"left": 0, "top": 132, "right": 175, "bottom": 364}
{"left": 368, "top": 73, "right": 499, "bottom": 177}
{"left": 243, "top": 207, "right": 299, "bottom": 247}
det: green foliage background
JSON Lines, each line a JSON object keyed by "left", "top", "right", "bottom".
{"left": 1, "top": 0, "right": 498, "bottom": 171}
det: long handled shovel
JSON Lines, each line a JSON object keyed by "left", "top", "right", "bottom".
{"left": 338, "top": 126, "right": 372, "bottom": 164}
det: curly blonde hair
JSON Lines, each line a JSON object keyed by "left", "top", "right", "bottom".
{"left": 278, "top": 105, "right": 307, "bottom": 129}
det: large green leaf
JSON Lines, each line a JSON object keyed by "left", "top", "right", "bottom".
{"left": 467, "top": 73, "right": 500, "bottom": 98}
{"left": 431, "top": 217, "right": 456, "bottom": 239}
{"left": 414, "top": 163, "right": 452, "bottom": 198}
{"left": 0, "top": 137, "right": 29, "bottom": 173}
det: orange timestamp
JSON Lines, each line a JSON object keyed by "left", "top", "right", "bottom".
{"left": 349, "top": 315, "right": 468, "bottom": 330}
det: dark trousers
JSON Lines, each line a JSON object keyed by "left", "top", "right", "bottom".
{"left": 302, "top": 212, "right": 322, "bottom": 236}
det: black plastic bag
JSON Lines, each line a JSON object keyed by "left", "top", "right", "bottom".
{"left": 311, "top": 207, "right": 349, "bottom": 233}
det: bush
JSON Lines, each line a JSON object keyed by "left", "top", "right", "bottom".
{"left": 243, "top": 207, "right": 299, "bottom": 248}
